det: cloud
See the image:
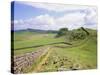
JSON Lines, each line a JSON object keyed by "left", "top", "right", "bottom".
{"left": 57, "top": 12, "right": 85, "bottom": 25}
{"left": 35, "top": 14, "right": 55, "bottom": 25}
{"left": 14, "top": 10, "right": 97, "bottom": 30}
{"left": 17, "top": 1, "right": 96, "bottom": 12}
{"left": 84, "top": 8, "right": 97, "bottom": 26}
{"left": 13, "top": 2, "right": 97, "bottom": 30}
{"left": 13, "top": 14, "right": 55, "bottom": 30}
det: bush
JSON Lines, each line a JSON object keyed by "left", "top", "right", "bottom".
{"left": 56, "top": 28, "right": 68, "bottom": 37}
{"left": 69, "top": 32, "right": 86, "bottom": 40}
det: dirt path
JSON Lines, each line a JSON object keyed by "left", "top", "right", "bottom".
{"left": 33, "top": 47, "right": 52, "bottom": 72}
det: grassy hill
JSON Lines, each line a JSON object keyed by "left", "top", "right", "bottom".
{"left": 12, "top": 27, "right": 97, "bottom": 73}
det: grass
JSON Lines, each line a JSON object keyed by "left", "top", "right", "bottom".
{"left": 40, "top": 36, "right": 97, "bottom": 72}
{"left": 13, "top": 33, "right": 64, "bottom": 49}
{"left": 12, "top": 29, "right": 97, "bottom": 73}
{"left": 14, "top": 47, "right": 38, "bottom": 56}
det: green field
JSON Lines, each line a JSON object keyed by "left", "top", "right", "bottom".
{"left": 13, "top": 32, "right": 65, "bottom": 55}
{"left": 12, "top": 28, "right": 97, "bottom": 73}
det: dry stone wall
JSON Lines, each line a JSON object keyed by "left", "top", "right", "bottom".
{"left": 12, "top": 47, "right": 48, "bottom": 74}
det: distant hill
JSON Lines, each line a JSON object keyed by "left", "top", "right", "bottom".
{"left": 11, "top": 28, "right": 58, "bottom": 34}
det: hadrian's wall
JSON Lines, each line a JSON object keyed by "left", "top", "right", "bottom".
{"left": 12, "top": 47, "right": 48, "bottom": 74}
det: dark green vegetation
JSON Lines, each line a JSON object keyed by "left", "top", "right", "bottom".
{"left": 55, "top": 28, "right": 68, "bottom": 37}
{"left": 12, "top": 27, "right": 97, "bottom": 73}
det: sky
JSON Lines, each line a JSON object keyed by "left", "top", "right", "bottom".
{"left": 11, "top": 1, "right": 97, "bottom": 30}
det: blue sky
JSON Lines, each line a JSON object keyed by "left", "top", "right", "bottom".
{"left": 11, "top": 1, "right": 97, "bottom": 30}
{"left": 12, "top": 2, "right": 49, "bottom": 20}
{"left": 13, "top": 1, "right": 87, "bottom": 20}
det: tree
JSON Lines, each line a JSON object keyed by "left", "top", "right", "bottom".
{"left": 56, "top": 28, "right": 68, "bottom": 37}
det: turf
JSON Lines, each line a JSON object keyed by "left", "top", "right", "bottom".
{"left": 12, "top": 29, "right": 97, "bottom": 72}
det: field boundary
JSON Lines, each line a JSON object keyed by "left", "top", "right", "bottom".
{"left": 14, "top": 42, "right": 72, "bottom": 50}
{"left": 33, "top": 47, "right": 52, "bottom": 72}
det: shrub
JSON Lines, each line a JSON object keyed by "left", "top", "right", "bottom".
{"left": 56, "top": 28, "right": 68, "bottom": 37}
{"left": 69, "top": 32, "right": 86, "bottom": 40}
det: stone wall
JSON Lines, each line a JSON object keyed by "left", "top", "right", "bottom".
{"left": 12, "top": 47, "right": 48, "bottom": 74}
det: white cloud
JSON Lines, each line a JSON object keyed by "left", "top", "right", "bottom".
{"left": 35, "top": 14, "right": 55, "bottom": 25}
{"left": 85, "top": 8, "right": 97, "bottom": 25}
{"left": 18, "top": 1, "right": 96, "bottom": 12}
{"left": 14, "top": 11, "right": 97, "bottom": 30}
{"left": 14, "top": 2, "right": 97, "bottom": 30}
{"left": 57, "top": 12, "right": 85, "bottom": 25}
{"left": 13, "top": 14, "right": 55, "bottom": 30}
